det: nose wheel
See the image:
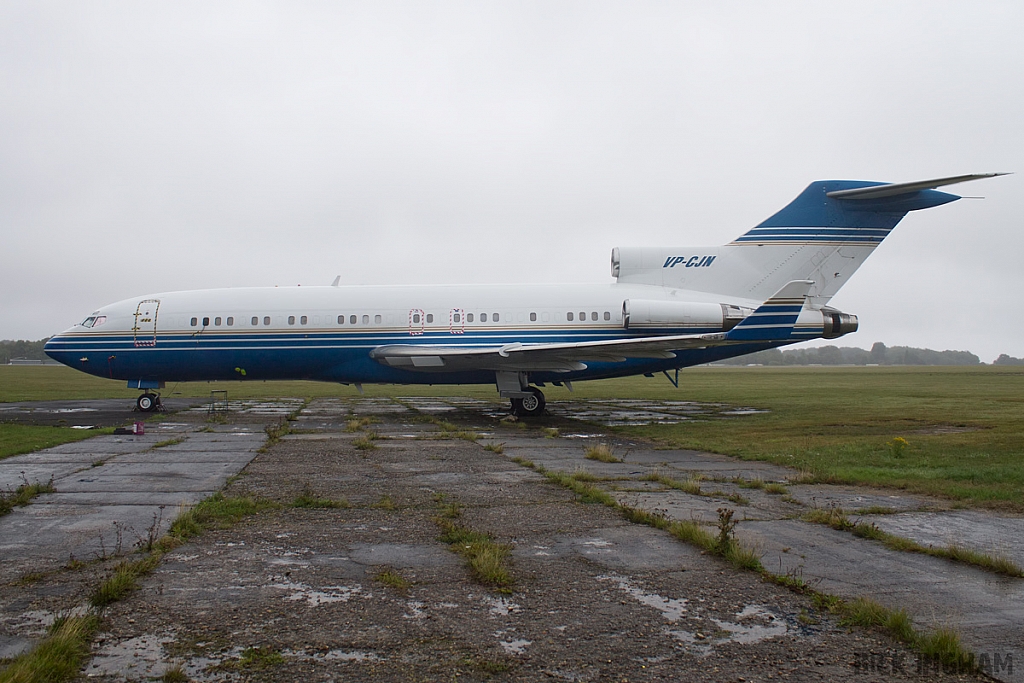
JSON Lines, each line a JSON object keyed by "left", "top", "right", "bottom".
{"left": 511, "top": 387, "right": 546, "bottom": 417}
{"left": 135, "top": 393, "right": 161, "bottom": 412}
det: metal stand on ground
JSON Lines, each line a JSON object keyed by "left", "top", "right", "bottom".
{"left": 208, "top": 390, "right": 229, "bottom": 415}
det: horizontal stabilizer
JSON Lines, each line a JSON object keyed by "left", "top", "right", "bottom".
{"left": 826, "top": 173, "right": 1007, "bottom": 200}
{"left": 725, "top": 280, "right": 813, "bottom": 342}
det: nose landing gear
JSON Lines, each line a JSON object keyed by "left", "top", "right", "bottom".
{"left": 511, "top": 386, "right": 546, "bottom": 417}
{"left": 135, "top": 393, "right": 162, "bottom": 412}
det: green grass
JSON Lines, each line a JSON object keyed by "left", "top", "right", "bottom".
{"left": 90, "top": 554, "right": 162, "bottom": 608}
{"left": 596, "top": 367, "right": 1024, "bottom": 510}
{"left": 0, "top": 479, "right": 56, "bottom": 517}
{"left": 434, "top": 498, "right": 515, "bottom": 592}
{"left": 215, "top": 646, "right": 285, "bottom": 670}
{"left": 374, "top": 567, "right": 412, "bottom": 592}
{"left": 584, "top": 443, "right": 620, "bottom": 463}
{"left": 0, "top": 614, "right": 100, "bottom": 683}
{"left": 168, "top": 493, "right": 280, "bottom": 541}
{"left": 0, "top": 424, "right": 111, "bottom": 461}
{"left": 291, "top": 487, "right": 349, "bottom": 509}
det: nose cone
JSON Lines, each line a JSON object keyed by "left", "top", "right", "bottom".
{"left": 43, "top": 328, "right": 78, "bottom": 366}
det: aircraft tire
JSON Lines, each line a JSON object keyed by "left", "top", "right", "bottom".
{"left": 137, "top": 393, "right": 158, "bottom": 412}
{"left": 511, "top": 387, "right": 546, "bottom": 417}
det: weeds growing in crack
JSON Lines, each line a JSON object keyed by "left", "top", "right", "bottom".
{"left": 151, "top": 437, "right": 184, "bottom": 449}
{"left": 345, "top": 417, "right": 373, "bottom": 432}
{"left": 433, "top": 496, "right": 514, "bottom": 592}
{"left": 0, "top": 613, "right": 100, "bottom": 683}
{"left": 160, "top": 665, "right": 189, "bottom": 682}
{"left": 483, "top": 442, "right": 504, "bottom": 454}
{"left": 802, "top": 504, "right": 1024, "bottom": 577}
{"left": 214, "top": 646, "right": 286, "bottom": 670}
{"left": 353, "top": 432, "right": 380, "bottom": 450}
{"left": 584, "top": 443, "right": 620, "bottom": 463}
{"left": 0, "top": 476, "right": 56, "bottom": 517}
{"left": 89, "top": 554, "right": 161, "bottom": 608}
{"left": 292, "top": 486, "right": 349, "bottom": 509}
{"left": 372, "top": 495, "right": 396, "bottom": 510}
{"left": 374, "top": 566, "right": 412, "bottom": 593}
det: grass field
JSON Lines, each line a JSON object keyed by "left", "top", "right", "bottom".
{"left": 1, "top": 365, "right": 1021, "bottom": 508}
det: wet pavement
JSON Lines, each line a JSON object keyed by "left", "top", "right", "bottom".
{"left": 0, "top": 396, "right": 1020, "bottom": 681}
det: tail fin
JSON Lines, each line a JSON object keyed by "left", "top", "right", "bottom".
{"left": 725, "top": 280, "right": 813, "bottom": 341}
{"left": 613, "top": 174, "right": 1005, "bottom": 307}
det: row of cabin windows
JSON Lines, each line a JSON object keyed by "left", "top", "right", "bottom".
{"left": 189, "top": 311, "right": 614, "bottom": 328}
{"left": 190, "top": 316, "right": 235, "bottom": 327}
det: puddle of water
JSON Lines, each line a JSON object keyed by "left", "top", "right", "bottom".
{"left": 86, "top": 633, "right": 176, "bottom": 680}
{"left": 403, "top": 601, "right": 426, "bottom": 619}
{"left": 599, "top": 575, "right": 688, "bottom": 622}
{"left": 484, "top": 596, "right": 521, "bottom": 616}
{"left": 712, "top": 604, "right": 789, "bottom": 644}
{"left": 267, "top": 581, "right": 367, "bottom": 606}
{"left": 499, "top": 638, "right": 532, "bottom": 655}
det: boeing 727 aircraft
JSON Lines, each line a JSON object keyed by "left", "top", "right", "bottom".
{"left": 45, "top": 174, "right": 1003, "bottom": 415}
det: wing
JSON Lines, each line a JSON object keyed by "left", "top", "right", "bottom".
{"left": 369, "top": 281, "right": 816, "bottom": 374}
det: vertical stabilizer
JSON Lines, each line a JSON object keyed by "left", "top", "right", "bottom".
{"left": 613, "top": 174, "right": 1004, "bottom": 307}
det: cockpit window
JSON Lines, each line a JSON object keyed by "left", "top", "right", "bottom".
{"left": 81, "top": 317, "right": 96, "bottom": 328}
{"left": 92, "top": 316, "right": 107, "bottom": 327}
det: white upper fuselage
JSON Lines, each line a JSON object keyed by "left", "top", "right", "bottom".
{"left": 66, "top": 282, "right": 762, "bottom": 338}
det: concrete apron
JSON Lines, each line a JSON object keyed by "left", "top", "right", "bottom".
{"left": 0, "top": 424, "right": 265, "bottom": 579}
{"left": 486, "top": 420, "right": 1024, "bottom": 683}
{"left": 1, "top": 395, "right": 1021, "bottom": 681}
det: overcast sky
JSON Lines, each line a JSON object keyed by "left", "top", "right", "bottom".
{"left": 2, "top": 1, "right": 1021, "bottom": 361}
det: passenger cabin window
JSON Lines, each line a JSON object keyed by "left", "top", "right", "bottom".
{"left": 493, "top": 313, "right": 499, "bottom": 322}
{"left": 604, "top": 311, "right": 611, "bottom": 321}
{"left": 481, "top": 313, "right": 487, "bottom": 322}
{"left": 374, "top": 314, "right": 382, "bottom": 324}
{"left": 427, "top": 313, "right": 434, "bottom": 323}
{"left": 362, "top": 315, "right": 369, "bottom": 324}
{"left": 251, "top": 317, "right": 258, "bottom": 326}
{"left": 288, "top": 316, "right": 295, "bottom": 325}
{"left": 413, "top": 313, "right": 421, "bottom": 323}
{"left": 350, "top": 315, "right": 357, "bottom": 324}
{"left": 300, "top": 315, "right": 308, "bottom": 325}
{"left": 530, "top": 312, "right": 537, "bottom": 322}
{"left": 338, "top": 315, "right": 344, "bottom": 324}
{"left": 453, "top": 313, "right": 460, "bottom": 323}
{"left": 591, "top": 312, "right": 598, "bottom": 321}
{"left": 191, "top": 317, "right": 198, "bottom": 326}
{"left": 567, "top": 312, "right": 574, "bottom": 321}
{"left": 263, "top": 316, "right": 271, "bottom": 326}
{"left": 579, "top": 311, "right": 585, "bottom": 321}
{"left": 466, "top": 313, "right": 473, "bottom": 323}
{"left": 202, "top": 317, "right": 210, "bottom": 326}
{"left": 215, "top": 317, "right": 222, "bottom": 326}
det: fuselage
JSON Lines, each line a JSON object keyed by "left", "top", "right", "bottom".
{"left": 44, "top": 282, "right": 774, "bottom": 387}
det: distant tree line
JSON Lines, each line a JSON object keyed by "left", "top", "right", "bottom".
{"left": 993, "top": 354, "right": 1024, "bottom": 366}
{"left": 1, "top": 339, "right": 51, "bottom": 363}
{"left": 716, "top": 342, "right": 983, "bottom": 366}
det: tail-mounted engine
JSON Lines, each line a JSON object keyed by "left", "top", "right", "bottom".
{"left": 822, "top": 307, "right": 858, "bottom": 339}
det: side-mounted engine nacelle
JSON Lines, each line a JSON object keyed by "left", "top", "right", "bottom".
{"left": 623, "top": 299, "right": 752, "bottom": 331}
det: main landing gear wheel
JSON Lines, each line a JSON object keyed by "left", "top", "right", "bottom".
{"left": 511, "top": 387, "right": 546, "bottom": 417}
{"left": 136, "top": 393, "right": 160, "bottom": 412}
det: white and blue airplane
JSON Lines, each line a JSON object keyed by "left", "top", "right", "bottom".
{"left": 45, "top": 174, "right": 1002, "bottom": 415}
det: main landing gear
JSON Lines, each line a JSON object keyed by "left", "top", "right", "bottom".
{"left": 510, "top": 386, "right": 546, "bottom": 417}
{"left": 135, "top": 393, "right": 162, "bottom": 412}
